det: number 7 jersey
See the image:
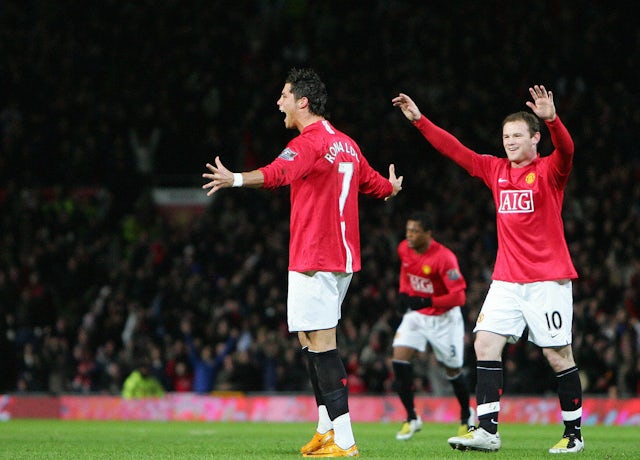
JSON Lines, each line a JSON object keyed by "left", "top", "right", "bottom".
{"left": 259, "top": 120, "right": 393, "bottom": 273}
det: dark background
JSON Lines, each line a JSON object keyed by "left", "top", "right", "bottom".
{"left": 1, "top": 1, "right": 638, "bottom": 397}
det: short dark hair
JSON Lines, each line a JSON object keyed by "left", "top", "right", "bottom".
{"left": 286, "top": 68, "right": 328, "bottom": 117}
{"left": 408, "top": 211, "right": 433, "bottom": 232}
{"left": 502, "top": 111, "right": 540, "bottom": 137}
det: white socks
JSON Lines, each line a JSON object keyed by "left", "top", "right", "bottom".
{"left": 332, "top": 413, "right": 355, "bottom": 449}
{"left": 317, "top": 405, "right": 332, "bottom": 434}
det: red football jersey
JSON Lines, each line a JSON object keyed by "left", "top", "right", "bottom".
{"left": 260, "top": 120, "right": 393, "bottom": 273}
{"left": 413, "top": 116, "right": 577, "bottom": 283}
{"left": 398, "top": 238, "right": 467, "bottom": 315}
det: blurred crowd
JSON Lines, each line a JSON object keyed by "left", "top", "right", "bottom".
{"left": 1, "top": 2, "right": 638, "bottom": 398}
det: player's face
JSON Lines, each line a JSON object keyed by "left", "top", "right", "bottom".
{"left": 406, "top": 220, "right": 430, "bottom": 251}
{"left": 277, "top": 83, "right": 297, "bottom": 129}
{"left": 502, "top": 120, "right": 540, "bottom": 168}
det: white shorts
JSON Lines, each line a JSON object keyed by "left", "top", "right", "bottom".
{"left": 287, "top": 271, "right": 353, "bottom": 332}
{"left": 392, "top": 307, "right": 465, "bottom": 369}
{"left": 474, "top": 280, "right": 573, "bottom": 347}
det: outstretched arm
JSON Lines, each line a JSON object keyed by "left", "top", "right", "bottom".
{"left": 526, "top": 85, "right": 574, "bottom": 176}
{"left": 202, "top": 156, "right": 264, "bottom": 195}
{"left": 392, "top": 93, "right": 475, "bottom": 172}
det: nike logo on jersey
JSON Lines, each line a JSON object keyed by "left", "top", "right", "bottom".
{"left": 498, "top": 178, "right": 508, "bottom": 184}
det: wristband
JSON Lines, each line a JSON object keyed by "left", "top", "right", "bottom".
{"left": 232, "top": 173, "right": 243, "bottom": 187}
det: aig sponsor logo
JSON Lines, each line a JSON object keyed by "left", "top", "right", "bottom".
{"left": 408, "top": 273, "right": 434, "bottom": 294}
{"left": 498, "top": 190, "right": 534, "bottom": 213}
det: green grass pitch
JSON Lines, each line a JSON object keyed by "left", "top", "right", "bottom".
{"left": 0, "top": 419, "right": 637, "bottom": 459}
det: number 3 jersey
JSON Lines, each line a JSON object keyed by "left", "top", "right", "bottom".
{"left": 259, "top": 120, "right": 393, "bottom": 273}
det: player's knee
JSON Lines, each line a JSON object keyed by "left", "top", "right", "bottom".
{"left": 444, "top": 367, "right": 463, "bottom": 379}
{"left": 474, "top": 332, "right": 505, "bottom": 360}
{"left": 542, "top": 346, "right": 575, "bottom": 372}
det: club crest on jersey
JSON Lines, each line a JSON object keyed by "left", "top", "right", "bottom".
{"left": 422, "top": 265, "right": 432, "bottom": 275}
{"left": 526, "top": 172, "right": 536, "bottom": 185}
{"left": 278, "top": 147, "right": 298, "bottom": 161}
{"left": 498, "top": 190, "right": 534, "bottom": 213}
{"left": 447, "top": 268, "right": 461, "bottom": 281}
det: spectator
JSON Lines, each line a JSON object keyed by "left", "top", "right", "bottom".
{"left": 41, "top": 333, "right": 72, "bottom": 395}
{"left": 16, "top": 342, "right": 45, "bottom": 392}
{"left": 122, "top": 358, "right": 165, "bottom": 399}
{"left": 70, "top": 345, "right": 96, "bottom": 394}
{"left": 169, "top": 360, "right": 193, "bottom": 393}
{"left": 182, "top": 319, "right": 237, "bottom": 394}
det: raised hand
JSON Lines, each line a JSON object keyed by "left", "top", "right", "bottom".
{"left": 202, "top": 156, "right": 233, "bottom": 195}
{"left": 386, "top": 163, "right": 403, "bottom": 200}
{"left": 525, "top": 85, "right": 556, "bottom": 121}
{"left": 392, "top": 93, "right": 422, "bottom": 122}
